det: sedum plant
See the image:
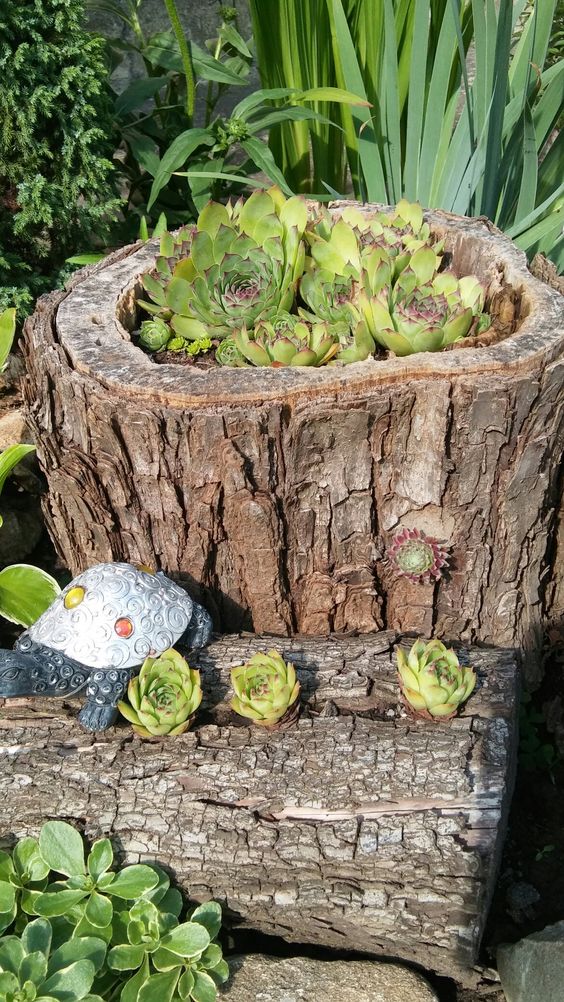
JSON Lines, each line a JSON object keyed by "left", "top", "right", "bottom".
{"left": 230, "top": 650, "right": 301, "bottom": 727}
{"left": 0, "top": 821, "right": 228, "bottom": 1002}
{"left": 397, "top": 639, "right": 476, "bottom": 720}
{"left": 118, "top": 649, "right": 202, "bottom": 737}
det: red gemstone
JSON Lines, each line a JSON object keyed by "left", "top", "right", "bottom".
{"left": 115, "top": 618, "right": 134, "bottom": 638}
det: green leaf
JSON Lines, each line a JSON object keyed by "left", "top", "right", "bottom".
{"left": 190, "top": 970, "right": 218, "bottom": 1002}
{"left": 0, "top": 936, "right": 24, "bottom": 974}
{"left": 41, "top": 960, "right": 96, "bottom": 1002}
{"left": 199, "top": 944, "right": 223, "bottom": 970}
{"left": 0, "top": 971, "right": 19, "bottom": 994}
{"left": 189, "top": 902, "right": 221, "bottom": 941}
{"left": 48, "top": 938, "right": 106, "bottom": 976}
{"left": 150, "top": 947, "right": 183, "bottom": 972}
{"left": 0, "top": 444, "right": 36, "bottom": 499}
{"left": 0, "top": 565, "right": 61, "bottom": 627}
{"left": 84, "top": 892, "right": 113, "bottom": 929}
{"left": 0, "top": 308, "right": 16, "bottom": 370}
{"left": 137, "top": 970, "right": 180, "bottom": 1002}
{"left": 13, "top": 838, "right": 50, "bottom": 882}
{"left": 0, "top": 880, "right": 16, "bottom": 913}
{"left": 115, "top": 77, "right": 170, "bottom": 117}
{"left": 107, "top": 944, "right": 146, "bottom": 971}
{"left": 106, "top": 865, "right": 159, "bottom": 900}
{"left": 65, "top": 254, "right": 106, "bottom": 266}
{"left": 21, "top": 918, "right": 52, "bottom": 958}
{"left": 177, "top": 970, "right": 194, "bottom": 999}
{"left": 20, "top": 950, "right": 48, "bottom": 987}
{"left": 299, "top": 86, "right": 370, "bottom": 106}
{"left": 147, "top": 129, "right": 214, "bottom": 211}
{"left": 190, "top": 42, "right": 247, "bottom": 85}
{"left": 240, "top": 137, "right": 294, "bottom": 194}
{"left": 86, "top": 841, "right": 113, "bottom": 884}
{"left": 159, "top": 922, "right": 209, "bottom": 958}
{"left": 33, "top": 890, "right": 89, "bottom": 917}
{"left": 208, "top": 959, "right": 229, "bottom": 986}
{"left": 39, "top": 823, "right": 86, "bottom": 878}
{"left": 119, "top": 959, "right": 151, "bottom": 1002}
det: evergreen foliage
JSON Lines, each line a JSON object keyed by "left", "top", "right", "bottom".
{"left": 0, "top": 0, "right": 120, "bottom": 315}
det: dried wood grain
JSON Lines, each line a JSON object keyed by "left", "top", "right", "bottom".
{"left": 0, "top": 633, "right": 518, "bottom": 987}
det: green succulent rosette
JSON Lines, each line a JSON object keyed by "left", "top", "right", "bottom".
{"left": 233, "top": 313, "right": 341, "bottom": 367}
{"left": 118, "top": 648, "right": 202, "bottom": 737}
{"left": 230, "top": 650, "right": 300, "bottom": 727}
{"left": 138, "top": 317, "right": 172, "bottom": 352}
{"left": 362, "top": 253, "right": 488, "bottom": 356}
{"left": 397, "top": 639, "right": 476, "bottom": 720}
{"left": 139, "top": 187, "right": 308, "bottom": 342}
{"left": 340, "top": 199, "right": 443, "bottom": 276}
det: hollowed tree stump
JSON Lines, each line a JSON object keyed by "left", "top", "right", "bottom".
{"left": 22, "top": 206, "right": 564, "bottom": 680}
{"left": 0, "top": 633, "right": 518, "bottom": 987}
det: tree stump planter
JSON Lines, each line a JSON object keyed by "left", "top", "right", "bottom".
{"left": 0, "top": 633, "right": 518, "bottom": 987}
{"left": 22, "top": 206, "right": 564, "bottom": 680}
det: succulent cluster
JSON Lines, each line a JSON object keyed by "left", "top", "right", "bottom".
{"left": 136, "top": 192, "right": 490, "bottom": 364}
{"left": 397, "top": 638, "right": 476, "bottom": 720}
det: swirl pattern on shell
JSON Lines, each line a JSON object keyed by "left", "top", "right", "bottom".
{"left": 29, "top": 563, "right": 194, "bottom": 669}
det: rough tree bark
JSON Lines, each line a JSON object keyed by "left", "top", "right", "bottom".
{"left": 22, "top": 206, "right": 564, "bottom": 681}
{"left": 0, "top": 633, "right": 518, "bottom": 987}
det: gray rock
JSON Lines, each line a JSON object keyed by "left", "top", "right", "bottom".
{"left": 497, "top": 921, "right": 564, "bottom": 1002}
{"left": 221, "top": 955, "right": 439, "bottom": 1001}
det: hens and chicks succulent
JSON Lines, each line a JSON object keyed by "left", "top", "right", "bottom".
{"left": 137, "top": 190, "right": 490, "bottom": 365}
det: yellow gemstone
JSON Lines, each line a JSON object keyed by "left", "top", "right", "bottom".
{"left": 64, "top": 586, "right": 85, "bottom": 609}
{"left": 135, "top": 562, "right": 155, "bottom": 575}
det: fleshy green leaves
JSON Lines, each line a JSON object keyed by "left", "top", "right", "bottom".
{"left": 0, "top": 823, "right": 226, "bottom": 1002}
{"left": 39, "top": 824, "right": 86, "bottom": 879}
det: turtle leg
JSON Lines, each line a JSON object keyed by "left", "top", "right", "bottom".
{"left": 182, "top": 600, "right": 213, "bottom": 650}
{"left": 78, "top": 667, "right": 137, "bottom": 732}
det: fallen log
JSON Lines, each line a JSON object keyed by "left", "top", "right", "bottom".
{"left": 0, "top": 632, "right": 518, "bottom": 987}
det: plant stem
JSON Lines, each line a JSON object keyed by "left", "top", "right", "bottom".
{"left": 163, "top": 0, "right": 196, "bottom": 121}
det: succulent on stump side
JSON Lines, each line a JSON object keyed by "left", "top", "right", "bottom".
{"left": 397, "top": 639, "right": 476, "bottom": 721}
{"left": 230, "top": 650, "right": 301, "bottom": 729}
{"left": 387, "top": 527, "right": 449, "bottom": 583}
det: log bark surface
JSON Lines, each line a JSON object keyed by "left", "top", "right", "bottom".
{"left": 22, "top": 207, "right": 564, "bottom": 680}
{"left": 0, "top": 633, "right": 518, "bottom": 987}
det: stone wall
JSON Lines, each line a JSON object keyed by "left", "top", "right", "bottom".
{"left": 89, "top": 0, "right": 256, "bottom": 113}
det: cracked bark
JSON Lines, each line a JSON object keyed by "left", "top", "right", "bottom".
{"left": 0, "top": 633, "right": 518, "bottom": 988}
{"left": 21, "top": 206, "right": 564, "bottom": 682}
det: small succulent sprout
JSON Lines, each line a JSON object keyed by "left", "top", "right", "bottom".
{"left": 235, "top": 313, "right": 341, "bottom": 367}
{"left": 215, "top": 337, "right": 247, "bottom": 367}
{"left": 139, "top": 317, "right": 172, "bottom": 352}
{"left": 230, "top": 650, "right": 301, "bottom": 727}
{"left": 388, "top": 527, "right": 449, "bottom": 583}
{"left": 118, "top": 648, "right": 202, "bottom": 737}
{"left": 397, "top": 638, "right": 476, "bottom": 720}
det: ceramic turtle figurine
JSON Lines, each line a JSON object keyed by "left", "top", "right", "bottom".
{"left": 0, "top": 562, "right": 212, "bottom": 732}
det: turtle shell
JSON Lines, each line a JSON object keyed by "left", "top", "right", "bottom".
{"left": 28, "top": 563, "right": 194, "bottom": 670}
